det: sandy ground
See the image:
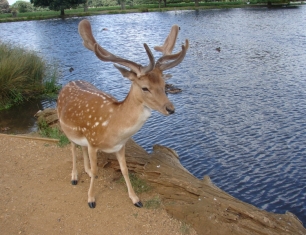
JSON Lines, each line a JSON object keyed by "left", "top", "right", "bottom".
{"left": 0, "top": 135, "right": 197, "bottom": 235}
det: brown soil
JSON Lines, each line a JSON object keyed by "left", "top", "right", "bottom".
{"left": 0, "top": 135, "right": 197, "bottom": 235}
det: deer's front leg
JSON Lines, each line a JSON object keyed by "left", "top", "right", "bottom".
{"left": 116, "top": 145, "right": 143, "bottom": 208}
{"left": 87, "top": 146, "right": 98, "bottom": 208}
{"left": 71, "top": 142, "right": 78, "bottom": 185}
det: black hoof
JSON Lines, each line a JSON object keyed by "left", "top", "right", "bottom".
{"left": 88, "top": 202, "right": 96, "bottom": 209}
{"left": 71, "top": 180, "right": 78, "bottom": 185}
{"left": 134, "top": 201, "right": 143, "bottom": 208}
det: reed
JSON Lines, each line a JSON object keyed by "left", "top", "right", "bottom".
{"left": 0, "top": 42, "right": 60, "bottom": 110}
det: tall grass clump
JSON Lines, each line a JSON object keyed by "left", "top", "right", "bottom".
{"left": 0, "top": 42, "right": 60, "bottom": 110}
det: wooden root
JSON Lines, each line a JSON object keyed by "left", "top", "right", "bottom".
{"left": 37, "top": 108, "right": 306, "bottom": 235}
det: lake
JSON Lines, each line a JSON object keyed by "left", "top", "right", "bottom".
{"left": 1, "top": 6, "right": 306, "bottom": 226}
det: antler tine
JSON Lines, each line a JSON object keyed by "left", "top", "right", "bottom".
{"left": 78, "top": 19, "right": 97, "bottom": 51}
{"left": 154, "top": 25, "right": 189, "bottom": 71}
{"left": 94, "top": 43, "right": 155, "bottom": 77}
{"left": 141, "top": 43, "right": 155, "bottom": 74}
{"left": 154, "top": 25, "right": 180, "bottom": 55}
{"left": 78, "top": 19, "right": 155, "bottom": 77}
{"left": 156, "top": 39, "right": 189, "bottom": 71}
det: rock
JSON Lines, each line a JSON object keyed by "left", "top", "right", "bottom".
{"left": 34, "top": 108, "right": 60, "bottom": 129}
{"left": 165, "top": 83, "right": 182, "bottom": 94}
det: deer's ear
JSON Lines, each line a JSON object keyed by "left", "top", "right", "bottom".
{"left": 114, "top": 64, "right": 137, "bottom": 81}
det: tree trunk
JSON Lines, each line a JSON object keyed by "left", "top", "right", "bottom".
{"left": 60, "top": 5, "right": 64, "bottom": 16}
{"left": 84, "top": 1, "right": 88, "bottom": 12}
{"left": 163, "top": 0, "right": 166, "bottom": 7}
{"left": 195, "top": 0, "right": 199, "bottom": 7}
{"left": 101, "top": 140, "right": 306, "bottom": 235}
{"left": 120, "top": 0, "right": 125, "bottom": 10}
{"left": 36, "top": 108, "right": 306, "bottom": 235}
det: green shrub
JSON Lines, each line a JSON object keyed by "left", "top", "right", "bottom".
{"left": 0, "top": 42, "right": 60, "bottom": 110}
{"left": 12, "top": 1, "right": 35, "bottom": 13}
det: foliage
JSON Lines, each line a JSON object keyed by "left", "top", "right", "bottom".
{"left": 0, "top": 42, "right": 60, "bottom": 110}
{"left": 43, "top": 63, "right": 61, "bottom": 95}
{"left": 0, "top": 0, "right": 9, "bottom": 13}
{"left": 38, "top": 119, "right": 70, "bottom": 147}
{"left": 30, "top": 0, "right": 87, "bottom": 15}
{"left": 119, "top": 173, "right": 151, "bottom": 194}
{"left": 89, "top": 0, "right": 118, "bottom": 7}
{"left": 12, "top": 1, "right": 35, "bottom": 12}
{"left": 144, "top": 196, "right": 161, "bottom": 209}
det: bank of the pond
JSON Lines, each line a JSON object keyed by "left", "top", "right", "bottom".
{"left": 1, "top": 128, "right": 305, "bottom": 234}
{"left": 0, "top": 3, "right": 288, "bottom": 23}
{"left": 0, "top": 42, "right": 60, "bottom": 110}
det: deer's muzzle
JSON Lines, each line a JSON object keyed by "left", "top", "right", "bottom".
{"left": 165, "top": 103, "right": 175, "bottom": 115}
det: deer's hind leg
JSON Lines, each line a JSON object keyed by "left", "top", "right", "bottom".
{"left": 81, "top": 146, "right": 92, "bottom": 177}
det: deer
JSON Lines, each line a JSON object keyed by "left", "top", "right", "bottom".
{"left": 57, "top": 19, "right": 189, "bottom": 209}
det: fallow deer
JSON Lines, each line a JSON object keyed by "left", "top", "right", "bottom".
{"left": 57, "top": 19, "right": 189, "bottom": 208}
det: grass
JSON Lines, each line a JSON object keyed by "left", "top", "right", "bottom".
{"left": 144, "top": 196, "right": 161, "bottom": 209}
{"left": 119, "top": 173, "right": 151, "bottom": 194}
{"left": 180, "top": 222, "right": 191, "bottom": 235}
{"left": 0, "top": 42, "right": 61, "bottom": 110}
{"left": 38, "top": 119, "right": 70, "bottom": 147}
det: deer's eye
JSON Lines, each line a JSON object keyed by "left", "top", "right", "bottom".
{"left": 142, "top": 87, "right": 150, "bottom": 92}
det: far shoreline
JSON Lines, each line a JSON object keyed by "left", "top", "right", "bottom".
{"left": 1, "top": 3, "right": 303, "bottom": 23}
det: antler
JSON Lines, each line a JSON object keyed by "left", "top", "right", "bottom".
{"left": 154, "top": 25, "right": 189, "bottom": 71}
{"left": 78, "top": 19, "right": 155, "bottom": 77}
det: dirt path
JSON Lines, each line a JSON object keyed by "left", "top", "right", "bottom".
{"left": 0, "top": 135, "right": 196, "bottom": 235}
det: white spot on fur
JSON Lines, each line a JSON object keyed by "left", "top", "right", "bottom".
{"left": 102, "top": 120, "right": 109, "bottom": 127}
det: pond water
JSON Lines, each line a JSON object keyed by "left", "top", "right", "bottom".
{"left": 1, "top": 7, "right": 306, "bottom": 226}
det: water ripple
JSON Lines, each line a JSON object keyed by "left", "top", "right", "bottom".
{"left": 1, "top": 7, "right": 306, "bottom": 227}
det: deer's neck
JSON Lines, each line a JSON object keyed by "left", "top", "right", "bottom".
{"left": 119, "top": 83, "right": 151, "bottom": 127}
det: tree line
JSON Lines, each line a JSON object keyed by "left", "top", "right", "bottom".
{"left": 1, "top": 0, "right": 294, "bottom": 17}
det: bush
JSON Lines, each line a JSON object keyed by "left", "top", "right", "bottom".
{"left": 0, "top": 42, "right": 60, "bottom": 110}
{"left": 12, "top": 1, "right": 34, "bottom": 13}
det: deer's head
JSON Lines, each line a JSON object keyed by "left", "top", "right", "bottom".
{"left": 78, "top": 19, "right": 189, "bottom": 116}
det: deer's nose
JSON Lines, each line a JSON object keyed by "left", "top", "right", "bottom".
{"left": 166, "top": 104, "right": 175, "bottom": 115}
